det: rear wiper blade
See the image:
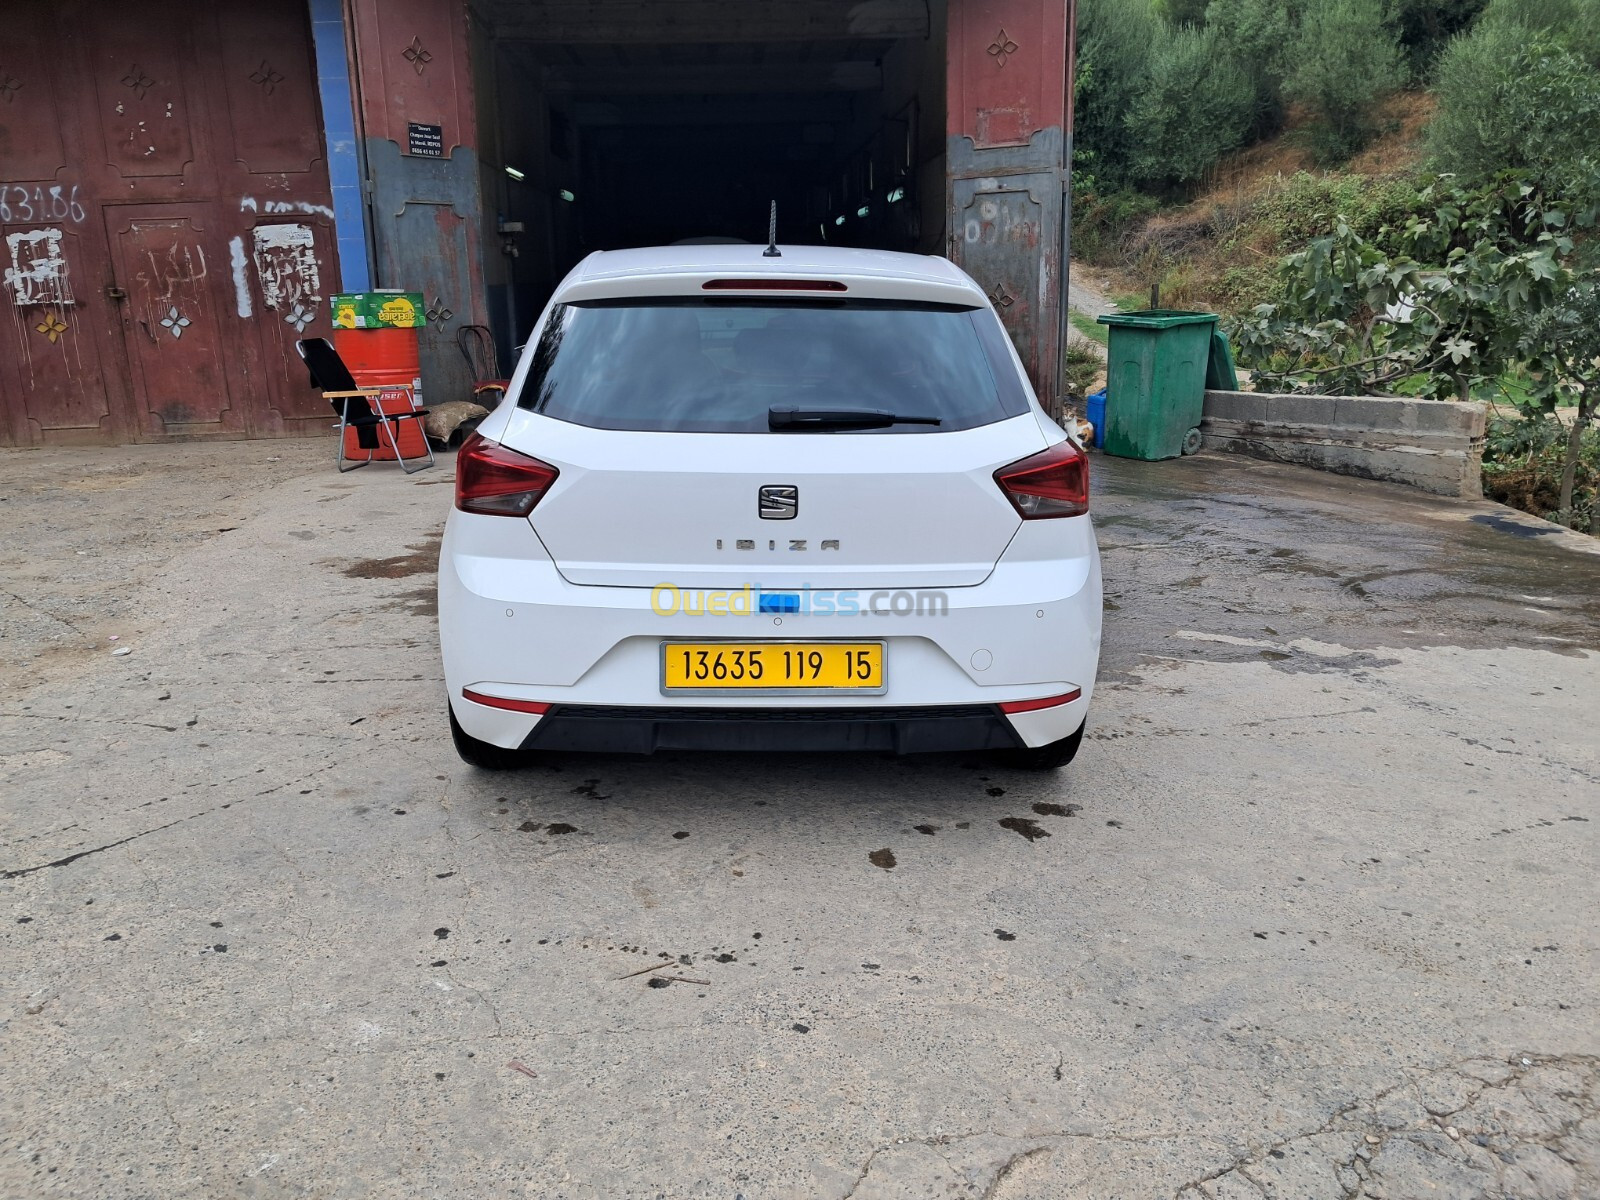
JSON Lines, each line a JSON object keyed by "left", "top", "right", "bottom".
{"left": 768, "top": 406, "right": 941, "bottom": 431}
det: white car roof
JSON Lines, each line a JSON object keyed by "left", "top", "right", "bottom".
{"left": 555, "top": 244, "right": 989, "bottom": 307}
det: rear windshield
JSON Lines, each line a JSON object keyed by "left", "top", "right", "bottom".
{"left": 515, "top": 298, "right": 1030, "bottom": 433}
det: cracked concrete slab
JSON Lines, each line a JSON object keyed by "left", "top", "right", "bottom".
{"left": 1, "top": 441, "right": 1596, "bottom": 1199}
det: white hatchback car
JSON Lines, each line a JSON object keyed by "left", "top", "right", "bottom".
{"left": 438, "top": 245, "right": 1101, "bottom": 770}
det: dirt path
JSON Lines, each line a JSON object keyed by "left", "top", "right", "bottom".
{"left": 1067, "top": 259, "right": 1117, "bottom": 319}
{"left": 1066, "top": 260, "right": 1115, "bottom": 361}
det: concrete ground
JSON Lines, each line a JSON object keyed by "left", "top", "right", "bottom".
{"left": 1, "top": 438, "right": 1596, "bottom": 1200}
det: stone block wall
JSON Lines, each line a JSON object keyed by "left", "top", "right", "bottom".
{"left": 1200, "top": 390, "right": 1488, "bottom": 498}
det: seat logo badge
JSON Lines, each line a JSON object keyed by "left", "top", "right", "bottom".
{"left": 758, "top": 484, "right": 798, "bottom": 520}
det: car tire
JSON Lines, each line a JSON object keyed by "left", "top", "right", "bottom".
{"left": 448, "top": 703, "right": 530, "bottom": 771}
{"left": 994, "top": 721, "right": 1085, "bottom": 770}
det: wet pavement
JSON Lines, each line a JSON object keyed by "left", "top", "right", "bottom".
{"left": 1093, "top": 452, "right": 1600, "bottom": 674}
{"left": 1, "top": 440, "right": 1596, "bottom": 1199}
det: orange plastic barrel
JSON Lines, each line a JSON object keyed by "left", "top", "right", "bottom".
{"left": 333, "top": 326, "right": 427, "bottom": 460}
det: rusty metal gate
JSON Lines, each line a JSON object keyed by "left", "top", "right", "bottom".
{"left": 946, "top": 0, "right": 1072, "bottom": 417}
{"left": 0, "top": 0, "right": 339, "bottom": 445}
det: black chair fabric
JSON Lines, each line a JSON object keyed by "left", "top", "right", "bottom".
{"left": 295, "top": 337, "right": 426, "bottom": 452}
{"left": 297, "top": 336, "right": 359, "bottom": 393}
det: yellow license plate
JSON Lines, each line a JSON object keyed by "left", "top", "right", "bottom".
{"left": 662, "top": 642, "right": 884, "bottom": 691}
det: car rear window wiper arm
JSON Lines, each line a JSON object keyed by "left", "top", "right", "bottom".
{"left": 768, "top": 406, "right": 942, "bottom": 431}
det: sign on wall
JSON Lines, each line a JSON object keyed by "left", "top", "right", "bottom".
{"left": 406, "top": 122, "right": 444, "bottom": 158}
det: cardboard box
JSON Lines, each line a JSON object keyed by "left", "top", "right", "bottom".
{"left": 331, "top": 291, "right": 426, "bottom": 330}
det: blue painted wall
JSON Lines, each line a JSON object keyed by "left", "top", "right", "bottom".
{"left": 308, "top": 0, "right": 370, "bottom": 291}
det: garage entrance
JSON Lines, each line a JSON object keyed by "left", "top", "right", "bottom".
{"left": 0, "top": 0, "right": 1071, "bottom": 447}
{"left": 473, "top": 0, "right": 948, "bottom": 362}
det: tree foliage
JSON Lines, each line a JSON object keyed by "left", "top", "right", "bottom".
{"left": 1157, "top": 0, "right": 1211, "bottom": 28}
{"left": 1232, "top": 174, "right": 1594, "bottom": 400}
{"left": 1516, "top": 275, "right": 1600, "bottom": 523}
{"left": 1428, "top": 0, "right": 1600, "bottom": 210}
{"left": 1391, "top": 0, "right": 1489, "bottom": 77}
{"left": 1481, "top": 411, "right": 1600, "bottom": 532}
{"left": 1127, "top": 26, "right": 1256, "bottom": 191}
{"left": 1205, "top": 0, "right": 1295, "bottom": 137}
{"left": 1073, "top": 0, "right": 1163, "bottom": 192}
{"left": 1283, "top": 0, "right": 1408, "bottom": 164}
{"left": 1229, "top": 172, "right": 1600, "bottom": 528}
{"left": 1073, "top": 0, "right": 1422, "bottom": 191}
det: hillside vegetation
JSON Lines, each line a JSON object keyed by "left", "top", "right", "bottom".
{"left": 1070, "top": 0, "right": 1600, "bottom": 532}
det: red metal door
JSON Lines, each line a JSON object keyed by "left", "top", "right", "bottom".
{"left": 213, "top": 0, "right": 344, "bottom": 437}
{"left": 0, "top": 5, "right": 127, "bottom": 444}
{"left": 107, "top": 207, "right": 251, "bottom": 437}
{"left": 946, "top": 0, "right": 1071, "bottom": 418}
{"left": 0, "top": 0, "right": 338, "bottom": 446}
{"left": 1, "top": 217, "right": 122, "bottom": 446}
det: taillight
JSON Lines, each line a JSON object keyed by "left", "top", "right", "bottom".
{"left": 455, "top": 431, "right": 559, "bottom": 517}
{"left": 994, "top": 440, "right": 1089, "bottom": 519}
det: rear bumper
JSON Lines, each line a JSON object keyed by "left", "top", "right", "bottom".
{"left": 439, "top": 509, "right": 1102, "bottom": 752}
{"left": 519, "top": 702, "right": 1026, "bottom": 755}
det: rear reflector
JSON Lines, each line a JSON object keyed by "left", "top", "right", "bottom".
{"left": 999, "top": 689, "right": 1083, "bottom": 714}
{"left": 994, "top": 440, "right": 1089, "bottom": 519}
{"left": 702, "top": 278, "right": 848, "bottom": 292}
{"left": 462, "top": 688, "right": 550, "bottom": 715}
{"left": 455, "top": 430, "right": 559, "bottom": 517}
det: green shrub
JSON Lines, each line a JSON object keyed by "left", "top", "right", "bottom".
{"left": 1228, "top": 172, "right": 1594, "bottom": 419}
{"left": 1469, "top": 0, "right": 1600, "bottom": 64}
{"left": 1248, "top": 172, "right": 1424, "bottom": 249}
{"left": 1283, "top": 0, "right": 1407, "bottom": 164}
{"left": 1482, "top": 415, "right": 1600, "bottom": 532}
{"left": 1062, "top": 339, "right": 1105, "bottom": 400}
{"left": 1073, "top": 0, "right": 1163, "bottom": 190}
{"left": 1205, "top": 0, "right": 1295, "bottom": 137}
{"left": 1392, "top": 0, "right": 1489, "bottom": 79}
{"left": 1070, "top": 186, "right": 1161, "bottom": 264}
{"left": 1428, "top": 2, "right": 1600, "bottom": 209}
{"left": 1127, "top": 26, "right": 1256, "bottom": 191}
{"left": 1158, "top": 0, "right": 1210, "bottom": 27}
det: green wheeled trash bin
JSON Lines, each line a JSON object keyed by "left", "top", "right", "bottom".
{"left": 1095, "top": 309, "right": 1218, "bottom": 461}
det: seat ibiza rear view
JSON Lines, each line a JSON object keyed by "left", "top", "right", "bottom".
{"left": 438, "top": 245, "right": 1101, "bottom": 769}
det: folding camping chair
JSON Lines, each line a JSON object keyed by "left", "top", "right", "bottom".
{"left": 295, "top": 337, "right": 434, "bottom": 474}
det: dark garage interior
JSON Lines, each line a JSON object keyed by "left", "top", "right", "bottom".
{"left": 470, "top": 0, "right": 948, "bottom": 355}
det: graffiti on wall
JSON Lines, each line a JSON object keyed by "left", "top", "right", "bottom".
{"left": 240, "top": 196, "right": 335, "bottom": 219}
{"left": 0, "top": 185, "right": 87, "bottom": 224}
{"left": 5, "top": 229, "right": 73, "bottom": 306}
{"left": 251, "top": 222, "right": 321, "bottom": 333}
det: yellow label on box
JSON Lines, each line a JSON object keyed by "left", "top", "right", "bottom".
{"left": 377, "top": 297, "right": 419, "bottom": 328}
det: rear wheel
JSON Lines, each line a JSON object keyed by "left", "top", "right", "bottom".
{"left": 449, "top": 704, "right": 531, "bottom": 771}
{"left": 994, "top": 721, "right": 1085, "bottom": 770}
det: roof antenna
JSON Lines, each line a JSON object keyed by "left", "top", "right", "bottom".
{"left": 763, "top": 201, "right": 781, "bottom": 257}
